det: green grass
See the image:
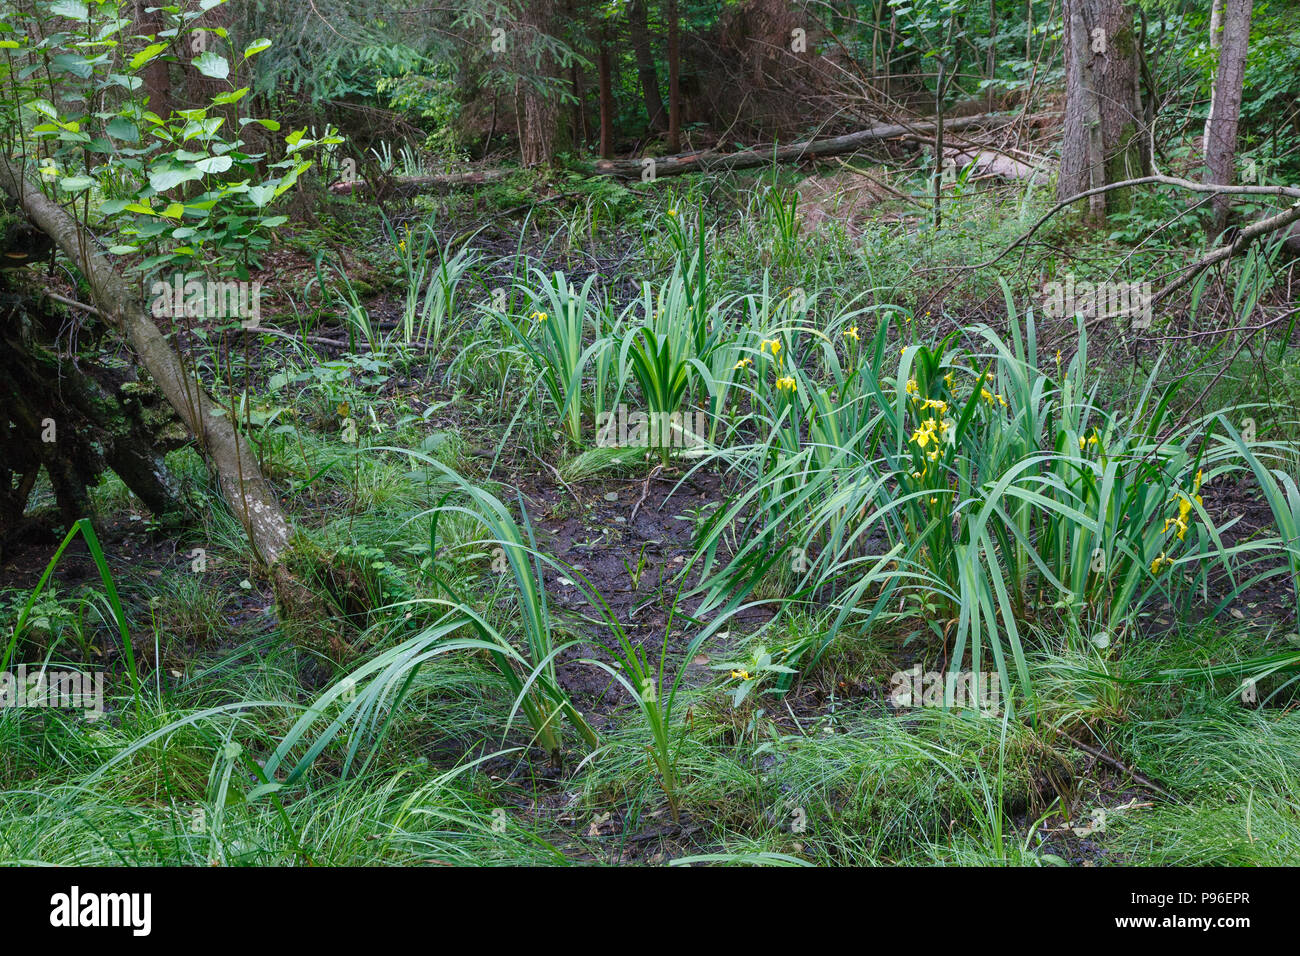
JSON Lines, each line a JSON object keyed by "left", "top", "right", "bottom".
{"left": 4, "top": 173, "right": 1299, "bottom": 867}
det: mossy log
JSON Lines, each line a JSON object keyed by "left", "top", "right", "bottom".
{"left": 0, "top": 272, "right": 190, "bottom": 544}
{"left": 0, "top": 158, "right": 293, "bottom": 567}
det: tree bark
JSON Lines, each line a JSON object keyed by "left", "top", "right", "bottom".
{"left": 593, "top": 111, "right": 1042, "bottom": 179}
{"left": 1204, "top": 0, "right": 1253, "bottom": 236}
{"left": 629, "top": 0, "right": 666, "bottom": 132}
{"left": 0, "top": 287, "right": 190, "bottom": 537}
{"left": 0, "top": 159, "right": 292, "bottom": 567}
{"left": 517, "top": 0, "right": 567, "bottom": 167}
{"left": 133, "top": 0, "right": 170, "bottom": 118}
{"left": 1058, "top": 0, "right": 1150, "bottom": 219}
{"left": 598, "top": 43, "right": 615, "bottom": 159}
{"left": 666, "top": 0, "right": 681, "bottom": 152}
{"left": 1203, "top": 0, "right": 1226, "bottom": 161}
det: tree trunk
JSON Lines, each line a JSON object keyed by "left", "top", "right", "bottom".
{"left": 1058, "top": 0, "right": 1150, "bottom": 220}
{"left": 0, "top": 160, "right": 293, "bottom": 568}
{"left": 570, "top": 63, "right": 587, "bottom": 149}
{"left": 565, "top": 0, "right": 586, "bottom": 148}
{"left": 598, "top": 44, "right": 615, "bottom": 159}
{"left": 629, "top": 0, "right": 666, "bottom": 132}
{"left": 1204, "top": 0, "right": 1252, "bottom": 236}
{"left": 0, "top": 284, "right": 190, "bottom": 539}
{"left": 986, "top": 0, "right": 997, "bottom": 110}
{"left": 1203, "top": 0, "right": 1226, "bottom": 161}
{"left": 1026, "top": 0, "right": 1033, "bottom": 63}
{"left": 666, "top": 0, "right": 681, "bottom": 152}
{"left": 133, "top": 0, "right": 170, "bottom": 118}
{"left": 517, "top": 0, "right": 568, "bottom": 167}
{"left": 593, "top": 111, "right": 1040, "bottom": 179}
{"left": 934, "top": 61, "right": 946, "bottom": 229}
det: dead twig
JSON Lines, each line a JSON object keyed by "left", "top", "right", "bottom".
{"left": 630, "top": 463, "right": 665, "bottom": 522}
{"left": 1062, "top": 732, "right": 1177, "bottom": 800}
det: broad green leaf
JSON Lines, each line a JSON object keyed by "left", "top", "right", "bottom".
{"left": 104, "top": 73, "right": 143, "bottom": 91}
{"left": 192, "top": 51, "right": 229, "bottom": 80}
{"left": 246, "top": 184, "right": 275, "bottom": 207}
{"left": 194, "top": 155, "right": 232, "bottom": 174}
{"left": 24, "top": 98, "right": 58, "bottom": 119}
{"left": 128, "top": 42, "right": 167, "bottom": 70}
{"left": 212, "top": 86, "right": 249, "bottom": 105}
{"left": 105, "top": 116, "right": 140, "bottom": 142}
{"left": 49, "top": 0, "right": 89, "bottom": 21}
{"left": 49, "top": 53, "right": 94, "bottom": 78}
{"left": 148, "top": 167, "right": 200, "bottom": 191}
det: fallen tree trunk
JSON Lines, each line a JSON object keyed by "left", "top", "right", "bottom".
{"left": 590, "top": 112, "right": 1059, "bottom": 180}
{"left": 332, "top": 112, "right": 1061, "bottom": 194}
{"left": 329, "top": 168, "right": 512, "bottom": 197}
{"left": 0, "top": 276, "right": 191, "bottom": 543}
{"left": 0, "top": 158, "right": 293, "bottom": 568}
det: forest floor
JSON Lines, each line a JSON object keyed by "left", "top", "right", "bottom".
{"left": 3, "top": 166, "right": 1299, "bottom": 866}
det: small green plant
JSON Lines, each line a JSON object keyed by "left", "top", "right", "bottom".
{"left": 1, "top": 518, "right": 138, "bottom": 709}
{"left": 501, "top": 270, "right": 604, "bottom": 446}
{"left": 713, "top": 644, "right": 796, "bottom": 708}
{"left": 622, "top": 542, "right": 651, "bottom": 592}
{"left": 758, "top": 183, "right": 802, "bottom": 270}
{"left": 385, "top": 213, "right": 479, "bottom": 357}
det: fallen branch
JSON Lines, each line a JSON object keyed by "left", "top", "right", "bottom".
{"left": 630, "top": 463, "right": 664, "bottom": 523}
{"left": 333, "top": 113, "right": 1060, "bottom": 196}
{"left": 40, "top": 290, "right": 108, "bottom": 322}
{"left": 592, "top": 112, "right": 1059, "bottom": 181}
{"left": 330, "top": 167, "right": 512, "bottom": 197}
{"left": 234, "top": 324, "right": 350, "bottom": 349}
{"left": 1062, "top": 732, "right": 1176, "bottom": 800}
{"left": 1152, "top": 200, "right": 1300, "bottom": 304}
{"left": 971, "top": 174, "right": 1300, "bottom": 273}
